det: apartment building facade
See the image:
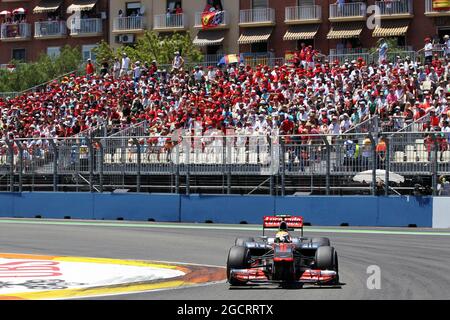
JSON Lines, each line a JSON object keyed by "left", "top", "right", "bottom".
{"left": 0, "top": 0, "right": 109, "bottom": 64}
{"left": 238, "top": 0, "right": 450, "bottom": 60}
{"left": 109, "top": 0, "right": 240, "bottom": 64}
{"left": 2, "top": 1, "right": 450, "bottom": 65}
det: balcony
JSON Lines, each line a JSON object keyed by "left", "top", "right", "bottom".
{"left": 153, "top": 13, "right": 186, "bottom": 31}
{"left": 285, "top": 5, "right": 321, "bottom": 24}
{"left": 239, "top": 8, "right": 275, "bottom": 27}
{"left": 425, "top": 0, "right": 450, "bottom": 17}
{"left": 69, "top": 18, "right": 102, "bottom": 37}
{"left": 194, "top": 10, "right": 229, "bottom": 29}
{"left": 34, "top": 21, "right": 67, "bottom": 39}
{"left": 375, "top": 0, "right": 413, "bottom": 19}
{"left": 0, "top": 23, "right": 31, "bottom": 41}
{"left": 329, "top": 2, "right": 367, "bottom": 22}
{"left": 112, "top": 16, "right": 146, "bottom": 33}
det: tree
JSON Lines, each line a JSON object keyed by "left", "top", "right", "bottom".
{"left": 92, "top": 40, "right": 116, "bottom": 66}
{"left": 116, "top": 31, "right": 203, "bottom": 65}
{"left": 0, "top": 45, "right": 82, "bottom": 93}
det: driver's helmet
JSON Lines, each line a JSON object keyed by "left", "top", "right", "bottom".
{"left": 275, "top": 231, "right": 291, "bottom": 243}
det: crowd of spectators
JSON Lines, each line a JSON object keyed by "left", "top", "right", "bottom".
{"left": 1, "top": 45, "right": 450, "bottom": 147}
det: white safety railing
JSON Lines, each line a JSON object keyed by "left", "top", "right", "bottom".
{"left": 154, "top": 13, "right": 186, "bottom": 29}
{"left": 34, "top": 21, "right": 67, "bottom": 38}
{"left": 329, "top": 2, "right": 367, "bottom": 19}
{"left": 239, "top": 8, "right": 275, "bottom": 24}
{"left": 285, "top": 5, "right": 321, "bottom": 22}
{"left": 0, "top": 23, "right": 31, "bottom": 40}
{"left": 113, "top": 16, "right": 145, "bottom": 31}
{"left": 375, "top": 0, "right": 413, "bottom": 16}
{"left": 194, "top": 10, "right": 229, "bottom": 27}
{"left": 69, "top": 18, "right": 102, "bottom": 35}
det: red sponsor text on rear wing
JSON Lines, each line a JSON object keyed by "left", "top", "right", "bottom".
{"left": 263, "top": 215, "right": 304, "bottom": 229}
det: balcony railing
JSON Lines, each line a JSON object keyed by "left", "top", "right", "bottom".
{"left": 425, "top": 0, "right": 450, "bottom": 16}
{"left": 153, "top": 13, "right": 186, "bottom": 30}
{"left": 0, "top": 23, "right": 31, "bottom": 40}
{"left": 239, "top": 8, "right": 275, "bottom": 25}
{"left": 194, "top": 10, "right": 229, "bottom": 28}
{"left": 69, "top": 18, "right": 102, "bottom": 36}
{"left": 285, "top": 5, "right": 321, "bottom": 23}
{"left": 34, "top": 21, "right": 67, "bottom": 38}
{"left": 329, "top": 2, "right": 367, "bottom": 21}
{"left": 113, "top": 16, "right": 145, "bottom": 32}
{"left": 375, "top": 0, "right": 413, "bottom": 17}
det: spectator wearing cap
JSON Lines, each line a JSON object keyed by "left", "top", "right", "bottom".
{"left": 133, "top": 61, "right": 141, "bottom": 86}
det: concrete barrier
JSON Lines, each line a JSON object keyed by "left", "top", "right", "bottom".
{"left": 0, "top": 192, "right": 437, "bottom": 227}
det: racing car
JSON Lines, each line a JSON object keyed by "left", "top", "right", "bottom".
{"left": 226, "top": 215, "right": 339, "bottom": 286}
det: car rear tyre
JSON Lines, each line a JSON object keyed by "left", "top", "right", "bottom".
{"left": 227, "top": 246, "right": 250, "bottom": 286}
{"left": 311, "top": 237, "right": 331, "bottom": 247}
{"left": 235, "top": 237, "right": 255, "bottom": 247}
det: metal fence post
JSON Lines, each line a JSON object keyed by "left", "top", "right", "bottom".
{"left": 97, "top": 139, "right": 104, "bottom": 193}
{"left": 186, "top": 136, "right": 190, "bottom": 196}
{"left": 224, "top": 136, "right": 231, "bottom": 195}
{"left": 368, "top": 133, "right": 377, "bottom": 196}
{"left": 175, "top": 138, "right": 180, "bottom": 194}
{"left": 86, "top": 138, "right": 93, "bottom": 192}
{"left": 322, "top": 136, "right": 331, "bottom": 195}
{"left": 280, "top": 136, "right": 286, "bottom": 196}
{"left": 133, "top": 138, "right": 141, "bottom": 193}
{"left": 48, "top": 139, "right": 58, "bottom": 192}
{"left": 432, "top": 134, "right": 439, "bottom": 196}
{"left": 16, "top": 142, "right": 23, "bottom": 193}
{"left": 385, "top": 137, "right": 390, "bottom": 196}
{"left": 5, "top": 139, "right": 14, "bottom": 192}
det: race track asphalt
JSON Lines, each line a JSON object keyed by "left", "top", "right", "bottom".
{"left": 0, "top": 218, "right": 449, "bottom": 300}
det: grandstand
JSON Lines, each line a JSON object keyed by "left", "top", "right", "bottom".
{"left": 1, "top": 50, "right": 449, "bottom": 196}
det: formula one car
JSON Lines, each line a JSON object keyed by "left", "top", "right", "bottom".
{"left": 227, "top": 215, "right": 339, "bottom": 286}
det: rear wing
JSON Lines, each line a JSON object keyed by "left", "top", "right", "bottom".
{"left": 263, "top": 215, "right": 304, "bottom": 236}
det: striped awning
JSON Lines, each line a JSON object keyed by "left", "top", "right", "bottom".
{"left": 67, "top": 0, "right": 98, "bottom": 13}
{"left": 238, "top": 27, "right": 272, "bottom": 44}
{"left": 33, "top": 0, "right": 62, "bottom": 13}
{"left": 372, "top": 20, "right": 409, "bottom": 37}
{"left": 283, "top": 25, "right": 319, "bottom": 41}
{"left": 327, "top": 23, "right": 364, "bottom": 39}
{"left": 193, "top": 30, "right": 225, "bottom": 47}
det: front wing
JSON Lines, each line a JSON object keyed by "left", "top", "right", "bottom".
{"left": 229, "top": 267, "right": 338, "bottom": 285}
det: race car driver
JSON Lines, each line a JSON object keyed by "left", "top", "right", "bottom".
{"left": 275, "top": 221, "right": 292, "bottom": 243}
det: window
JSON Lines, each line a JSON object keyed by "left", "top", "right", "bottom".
{"left": 12, "top": 48, "right": 26, "bottom": 61}
{"left": 47, "top": 47, "right": 61, "bottom": 58}
{"left": 251, "top": 42, "right": 267, "bottom": 53}
{"left": 252, "top": 0, "right": 268, "bottom": 9}
{"left": 82, "top": 44, "right": 97, "bottom": 61}
{"left": 206, "top": 0, "right": 223, "bottom": 11}
{"left": 167, "top": 0, "right": 182, "bottom": 13}
{"left": 126, "top": 2, "right": 141, "bottom": 16}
